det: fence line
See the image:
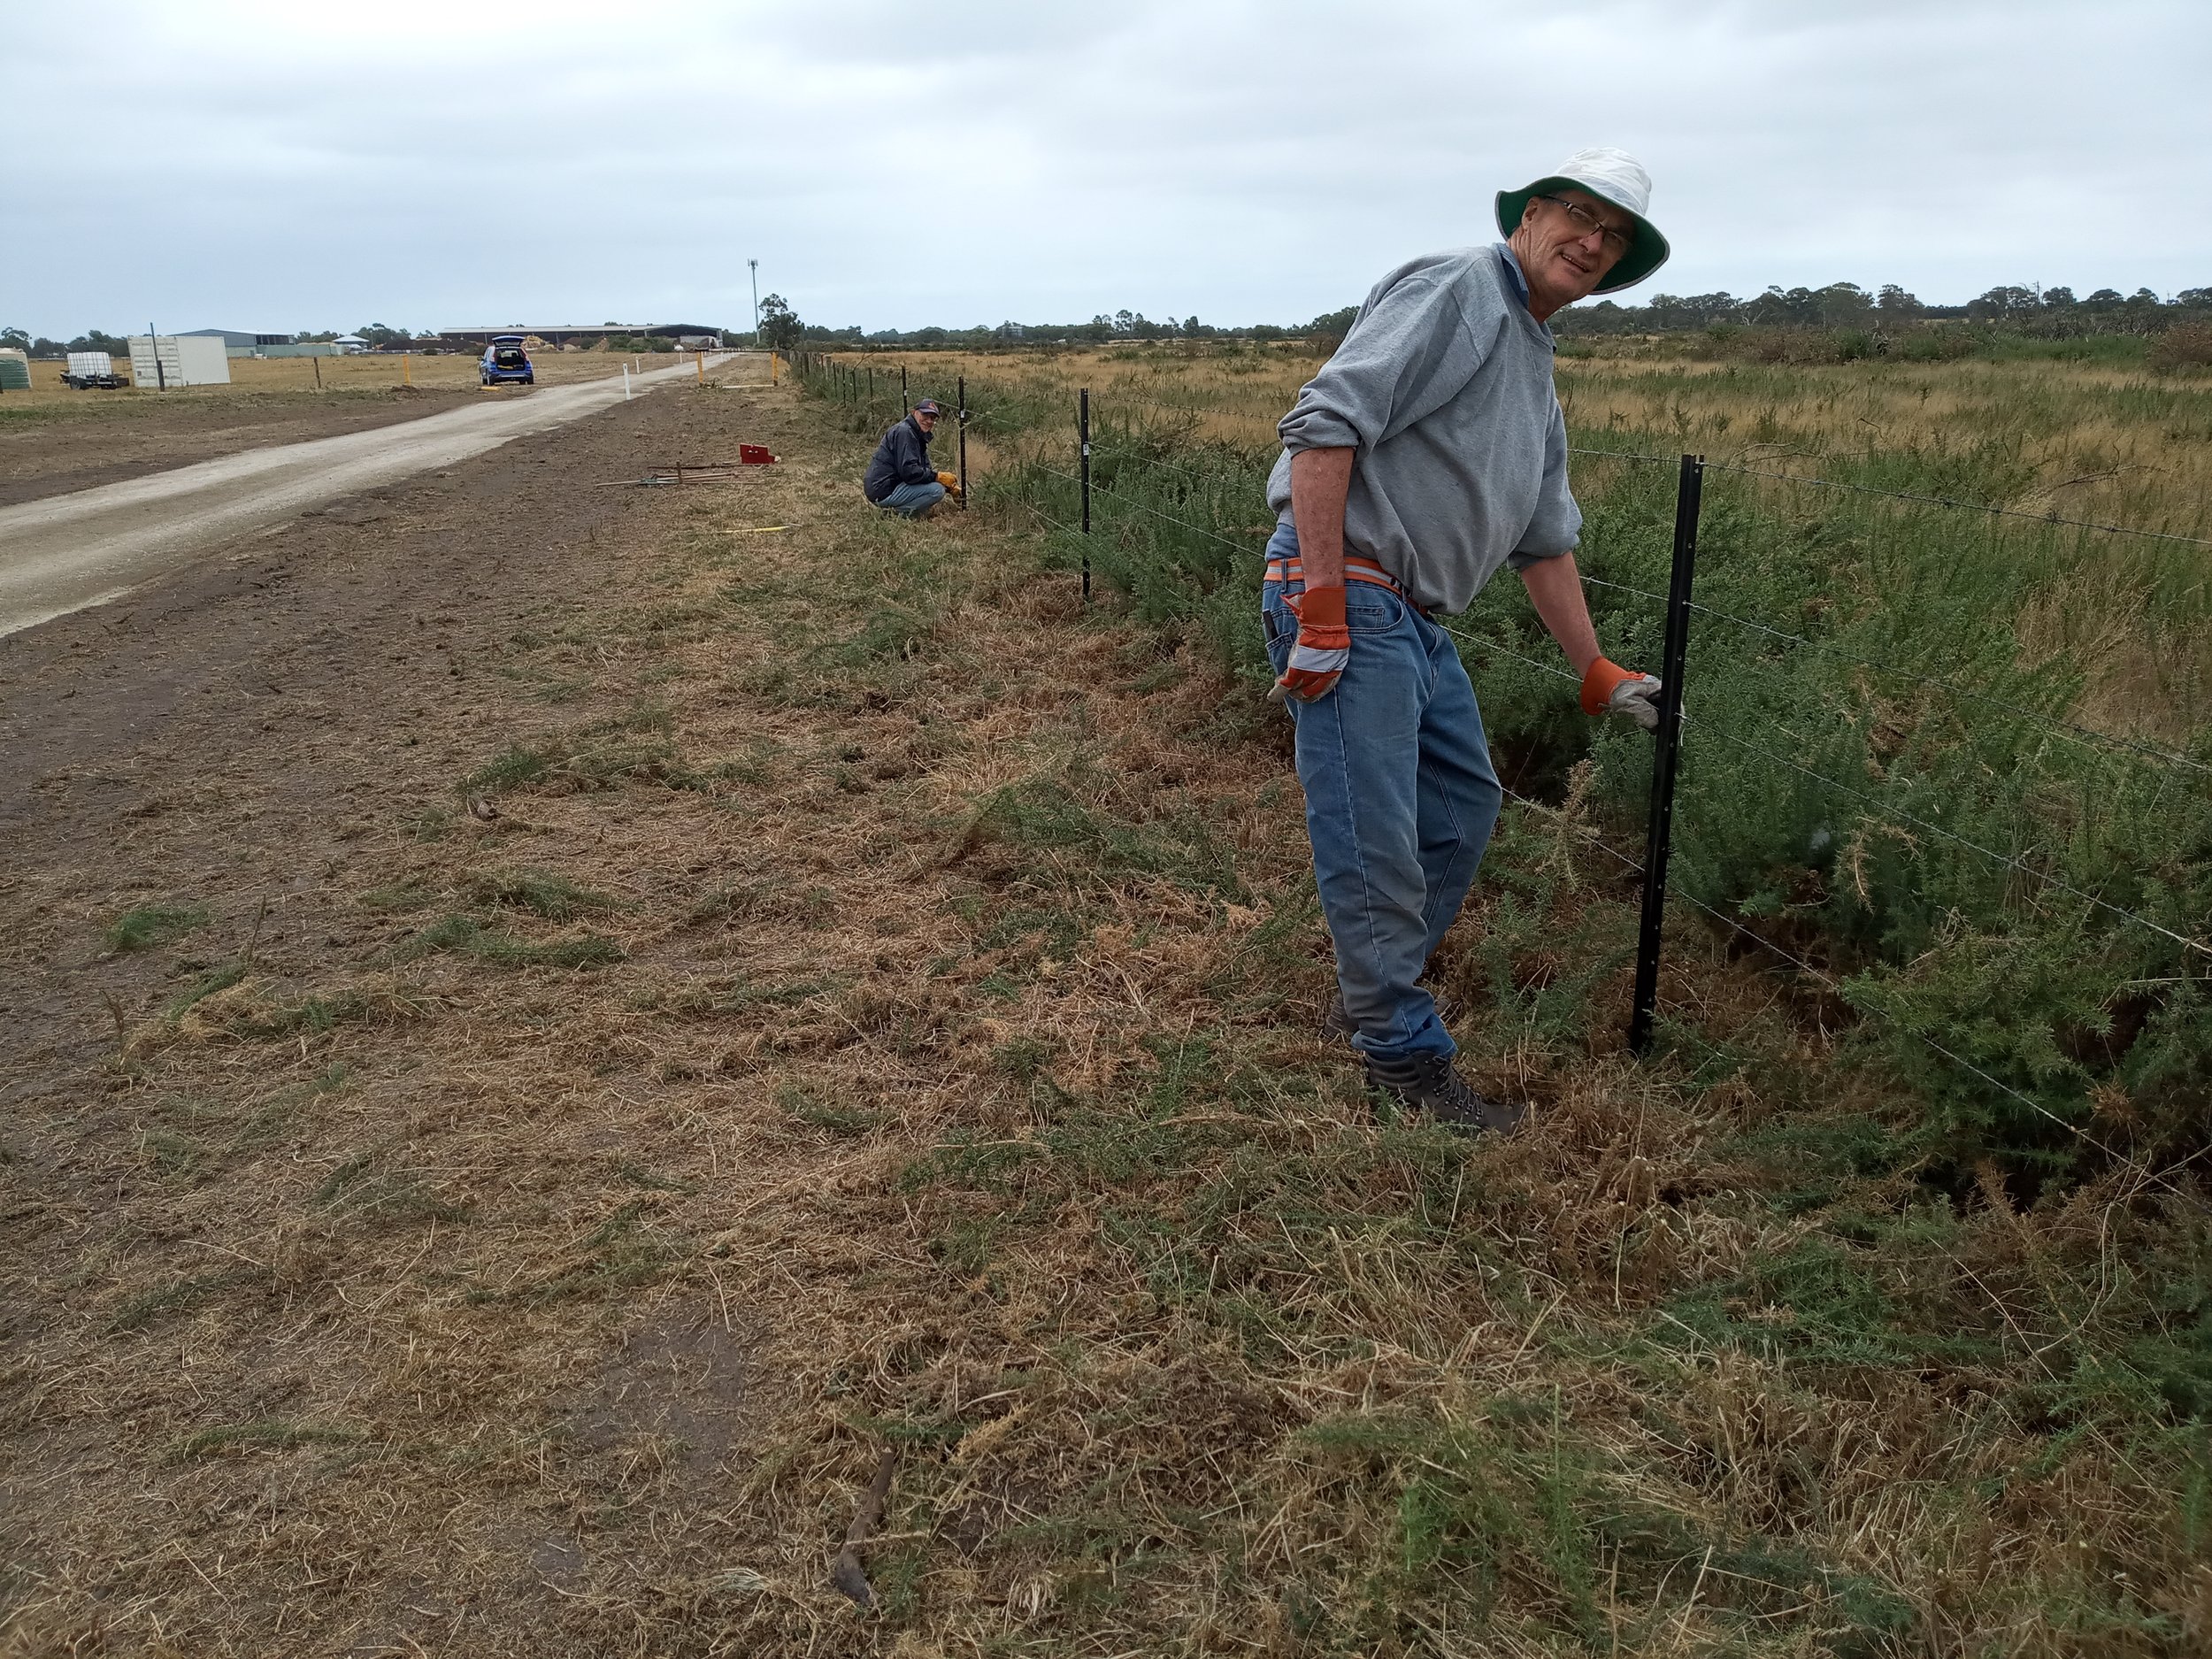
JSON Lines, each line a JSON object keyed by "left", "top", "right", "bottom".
{"left": 802, "top": 350, "right": 2211, "bottom": 544}
{"left": 1495, "top": 768, "right": 2201, "bottom": 1203}
{"left": 1704, "top": 460, "right": 2212, "bottom": 549}
{"left": 792, "top": 354, "right": 2212, "bottom": 1182}
{"left": 1567, "top": 447, "right": 1679, "bottom": 465}
{"left": 1018, "top": 498, "right": 1083, "bottom": 538}
{"left": 1087, "top": 445, "right": 1247, "bottom": 488}
{"left": 1666, "top": 864, "right": 2200, "bottom": 1202}
{"left": 1576, "top": 574, "right": 2211, "bottom": 779}
{"left": 1024, "top": 462, "right": 1269, "bottom": 559}
{"left": 1440, "top": 619, "right": 1586, "bottom": 688}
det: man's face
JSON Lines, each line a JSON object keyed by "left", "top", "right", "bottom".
{"left": 1512, "top": 188, "right": 1633, "bottom": 312}
{"left": 914, "top": 409, "right": 937, "bottom": 435}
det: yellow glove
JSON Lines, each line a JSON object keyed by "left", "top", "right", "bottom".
{"left": 935, "top": 471, "right": 960, "bottom": 495}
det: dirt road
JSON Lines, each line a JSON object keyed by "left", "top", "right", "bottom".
{"left": 0, "top": 354, "right": 757, "bottom": 637}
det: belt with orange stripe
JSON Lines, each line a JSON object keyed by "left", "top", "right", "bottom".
{"left": 1263, "top": 554, "right": 1424, "bottom": 612}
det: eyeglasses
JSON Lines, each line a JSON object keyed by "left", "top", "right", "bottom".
{"left": 1535, "top": 195, "right": 1633, "bottom": 260}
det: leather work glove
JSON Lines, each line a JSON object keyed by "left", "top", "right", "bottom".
{"left": 1580, "top": 657, "right": 1663, "bottom": 731}
{"left": 1268, "top": 585, "right": 1351, "bottom": 703}
{"left": 935, "top": 471, "right": 961, "bottom": 495}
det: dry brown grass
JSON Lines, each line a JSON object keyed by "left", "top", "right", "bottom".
{"left": 850, "top": 342, "right": 2212, "bottom": 541}
{"left": 4, "top": 374, "right": 2208, "bottom": 1656}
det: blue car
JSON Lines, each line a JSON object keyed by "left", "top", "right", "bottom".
{"left": 480, "top": 335, "right": 534, "bottom": 386}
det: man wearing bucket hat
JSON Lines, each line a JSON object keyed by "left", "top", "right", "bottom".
{"left": 864, "top": 398, "right": 961, "bottom": 517}
{"left": 1260, "top": 147, "right": 1671, "bottom": 1133}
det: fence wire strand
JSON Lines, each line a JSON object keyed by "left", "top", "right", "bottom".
{"left": 1706, "top": 460, "right": 2212, "bottom": 549}
{"left": 1659, "top": 873, "right": 2201, "bottom": 1203}
{"left": 1495, "top": 777, "right": 2202, "bottom": 1204}
{"left": 1578, "top": 575, "right": 2211, "bottom": 778}
{"left": 1440, "top": 621, "right": 1586, "bottom": 688}
{"left": 1025, "top": 462, "right": 1270, "bottom": 557}
{"left": 1567, "top": 447, "right": 1680, "bottom": 465}
{"left": 1687, "top": 717, "right": 2212, "bottom": 959}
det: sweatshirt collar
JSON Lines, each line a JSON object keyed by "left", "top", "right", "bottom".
{"left": 1494, "top": 242, "right": 1531, "bottom": 309}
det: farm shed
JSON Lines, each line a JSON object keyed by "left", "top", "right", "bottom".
{"left": 440, "top": 323, "right": 722, "bottom": 349}
{"left": 184, "top": 327, "right": 292, "bottom": 357}
{"left": 128, "top": 334, "right": 231, "bottom": 388}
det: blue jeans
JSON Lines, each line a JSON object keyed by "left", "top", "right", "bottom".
{"left": 876, "top": 479, "right": 946, "bottom": 516}
{"left": 1261, "top": 521, "right": 1502, "bottom": 1062}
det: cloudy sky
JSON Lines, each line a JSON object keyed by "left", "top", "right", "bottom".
{"left": 8, "top": 0, "right": 2208, "bottom": 339}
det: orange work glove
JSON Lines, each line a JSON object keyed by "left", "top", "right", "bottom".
{"left": 1579, "top": 657, "right": 1663, "bottom": 730}
{"left": 935, "top": 470, "right": 961, "bottom": 495}
{"left": 1268, "top": 585, "right": 1351, "bottom": 703}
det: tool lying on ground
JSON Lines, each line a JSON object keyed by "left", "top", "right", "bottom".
{"left": 623, "top": 449, "right": 781, "bottom": 487}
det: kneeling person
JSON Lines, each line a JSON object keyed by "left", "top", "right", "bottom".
{"left": 864, "top": 398, "right": 959, "bottom": 517}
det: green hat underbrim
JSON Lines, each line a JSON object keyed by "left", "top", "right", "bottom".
{"left": 1495, "top": 177, "right": 1670, "bottom": 295}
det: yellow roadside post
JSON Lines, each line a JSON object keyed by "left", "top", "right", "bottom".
{"left": 696, "top": 353, "right": 705, "bottom": 387}
{"left": 403, "top": 353, "right": 411, "bottom": 388}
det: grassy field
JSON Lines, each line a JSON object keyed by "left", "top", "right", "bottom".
{"left": 7, "top": 359, "right": 2212, "bottom": 1655}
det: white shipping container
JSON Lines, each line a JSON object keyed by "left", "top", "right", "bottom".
{"left": 127, "top": 334, "right": 231, "bottom": 388}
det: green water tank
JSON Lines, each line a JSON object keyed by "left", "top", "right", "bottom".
{"left": 0, "top": 354, "right": 30, "bottom": 391}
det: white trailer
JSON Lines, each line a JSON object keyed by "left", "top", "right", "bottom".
{"left": 128, "top": 334, "right": 231, "bottom": 388}
{"left": 63, "top": 351, "right": 127, "bottom": 389}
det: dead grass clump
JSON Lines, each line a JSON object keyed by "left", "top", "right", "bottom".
{"left": 458, "top": 733, "right": 724, "bottom": 796}
{"left": 465, "top": 868, "right": 620, "bottom": 919}
{"left": 389, "top": 913, "right": 624, "bottom": 971}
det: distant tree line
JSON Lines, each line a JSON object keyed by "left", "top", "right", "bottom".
{"left": 3, "top": 326, "right": 133, "bottom": 358}
{"left": 1556, "top": 281, "right": 2211, "bottom": 338}
{"left": 11, "top": 281, "right": 2208, "bottom": 364}
{"left": 735, "top": 280, "right": 2212, "bottom": 359}
{"left": 758, "top": 290, "right": 1363, "bottom": 353}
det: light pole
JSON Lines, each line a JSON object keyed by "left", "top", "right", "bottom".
{"left": 749, "top": 259, "right": 759, "bottom": 347}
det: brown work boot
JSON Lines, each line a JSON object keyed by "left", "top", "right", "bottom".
{"left": 1363, "top": 1051, "right": 1527, "bottom": 1135}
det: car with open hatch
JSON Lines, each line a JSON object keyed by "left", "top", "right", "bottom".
{"left": 480, "top": 336, "right": 534, "bottom": 386}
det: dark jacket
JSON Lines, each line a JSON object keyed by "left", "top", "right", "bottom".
{"left": 863, "top": 414, "right": 935, "bottom": 503}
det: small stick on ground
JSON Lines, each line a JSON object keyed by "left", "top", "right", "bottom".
{"left": 243, "top": 896, "right": 270, "bottom": 970}
{"left": 100, "top": 988, "right": 130, "bottom": 1057}
{"left": 830, "top": 1448, "right": 899, "bottom": 1609}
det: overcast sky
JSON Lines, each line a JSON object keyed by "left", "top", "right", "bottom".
{"left": 8, "top": 0, "right": 2208, "bottom": 338}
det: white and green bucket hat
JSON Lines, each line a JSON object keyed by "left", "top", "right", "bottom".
{"left": 1495, "top": 146, "right": 1671, "bottom": 294}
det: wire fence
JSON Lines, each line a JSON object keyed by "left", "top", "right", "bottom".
{"left": 787, "top": 348, "right": 2212, "bottom": 1190}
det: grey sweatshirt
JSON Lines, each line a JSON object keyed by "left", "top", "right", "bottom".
{"left": 1266, "top": 243, "right": 1578, "bottom": 615}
